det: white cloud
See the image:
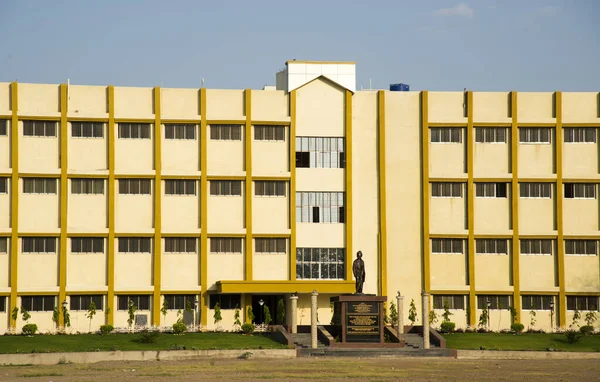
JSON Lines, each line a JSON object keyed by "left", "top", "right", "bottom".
{"left": 538, "top": 5, "right": 560, "bottom": 15}
{"left": 434, "top": 3, "right": 475, "bottom": 17}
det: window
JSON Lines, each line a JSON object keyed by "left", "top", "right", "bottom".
{"left": 430, "top": 127, "right": 462, "bottom": 143}
{"left": 255, "top": 125, "right": 285, "bottom": 141}
{"left": 165, "top": 238, "right": 197, "bottom": 253}
{"left": 118, "top": 295, "right": 150, "bottom": 310}
{"left": 296, "top": 247, "right": 345, "bottom": 280}
{"left": 0, "top": 177, "right": 7, "bottom": 193}
{"left": 475, "top": 183, "right": 507, "bottom": 198}
{"left": 522, "top": 295, "right": 554, "bottom": 310}
{"left": 431, "top": 183, "right": 463, "bottom": 198}
{"left": 564, "top": 183, "right": 596, "bottom": 199}
{"left": 520, "top": 183, "right": 551, "bottom": 198}
{"left": 118, "top": 238, "right": 152, "bottom": 253}
{"left": 475, "top": 127, "right": 506, "bottom": 143}
{"left": 210, "top": 124, "right": 242, "bottom": 140}
{"left": 567, "top": 296, "right": 598, "bottom": 311}
{"left": 71, "top": 179, "right": 104, "bottom": 195}
{"left": 118, "top": 123, "right": 151, "bottom": 139}
{"left": 210, "top": 238, "right": 242, "bottom": 253}
{"left": 520, "top": 239, "right": 552, "bottom": 256}
{"left": 209, "top": 294, "right": 241, "bottom": 309}
{"left": 519, "top": 127, "right": 551, "bottom": 143}
{"left": 165, "top": 180, "right": 196, "bottom": 195}
{"left": 565, "top": 240, "right": 597, "bottom": 256}
{"left": 0, "top": 296, "right": 5, "bottom": 312}
{"left": 0, "top": 238, "right": 7, "bottom": 253}
{"left": 0, "top": 120, "right": 7, "bottom": 136}
{"left": 71, "top": 122, "right": 103, "bottom": 138}
{"left": 296, "top": 192, "right": 345, "bottom": 223}
{"left": 164, "top": 294, "right": 197, "bottom": 310}
{"left": 165, "top": 124, "right": 196, "bottom": 140}
{"left": 431, "top": 239, "right": 463, "bottom": 254}
{"left": 433, "top": 295, "right": 465, "bottom": 310}
{"left": 255, "top": 181, "right": 286, "bottom": 196}
{"left": 71, "top": 238, "right": 104, "bottom": 253}
{"left": 23, "top": 120, "right": 56, "bottom": 137}
{"left": 118, "top": 179, "right": 151, "bottom": 195}
{"left": 255, "top": 238, "right": 286, "bottom": 253}
{"left": 210, "top": 180, "right": 242, "bottom": 196}
{"left": 70, "top": 295, "right": 104, "bottom": 311}
{"left": 477, "top": 295, "right": 511, "bottom": 310}
{"left": 22, "top": 237, "right": 56, "bottom": 253}
{"left": 296, "top": 137, "right": 345, "bottom": 168}
{"left": 564, "top": 127, "right": 596, "bottom": 143}
{"left": 476, "top": 239, "right": 508, "bottom": 255}
{"left": 21, "top": 296, "right": 55, "bottom": 312}
{"left": 23, "top": 178, "right": 57, "bottom": 194}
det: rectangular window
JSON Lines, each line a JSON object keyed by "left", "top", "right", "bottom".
{"left": 296, "top": 247, "right": 345, "bottom": 280}
{"left": 477, "top": 295, "right": 512, "bottom": 310}
{"left": 431, "top": 239, "right": 463, "bottom": 254}
{"left": 71, "top": 238, "right": 104, "bottom": 254}
{"left": 0, "top": 177, "right": 7, "bottom": 193}
{"left": 164, "top": 238, "right": 197, "bottom": 253}
{"left": 21, "top": 296, "right": 55, "bottom": 312}
{"left": 433, "top": 295, "right": 465, "bottom": 310}
{"left": 296, "top": 137, "right": 345, "bottom": 169}
{"left": 165, "top": 180, "right": 196, "bottom": 195}
{"left": 209, "top": 294, "right": 241, "bottom": 309}
{"left": 0, "top": 296, "right": 5, "bottom": 312}
{"left": 255, "top": 238, "right": 286, "bottom": 253}
{"left": 23, "top": 178, "right": 57, "bottom": 194}
{"left": 255, "top": 125, "right": 285, "bottom": 141}
{"left": 71, "top": 122, "right": 104, "bottom": 138}
{"left": 567, "top": 296, "right": 598, "bottom": 311}
{"left": 296, "top": 192, "right": 345, "bottom": 223}
{"left": 165, "top": 124, "right": 196, "bottom": 140}
{"left": 22, "top": 237, "right": 56, "bottom": 253}
{"left": 475, "top": 183, "right": 507, "bottom": 198}
{"left": 564, "top": 127, "right": 596, "bottom": 143}
{"left": 23, "top": 120, "right": 57, "bottom": 137}
{"left": 164, "top": 294, "right": 197, "bottom": 310}
{"left": 520, "top": 183, "right": 552, "bottom": 198}
{"left": 210, "top": 180, "right": 242, "bottom": 196}
{"left": 0, "top": 120, "right": 7, "bottom": 136}
{"left": 70, "top": 295, "right": 104, "bottom": 311}
{"left": 519, "top": 127, "right": 551, "bottom": 143}
{"left": 520, "top": 239, "right": 553, "bottom": 256}
{"left": 118, "top": 179, "right": 152, "bottom": 195}
{"left": 564, "top": 183, "right": 596, "bottom": 199}
{"left": 476, "top": 239, "right": 508, "bottom": 255}
{"left": 117, "top": 295, "right": 150, "bottom": 311}
{"left": 210, "top": 124, "right": 242, "bottom": 140}
{"left": 118, "top": 123, "right": 151, "bottom": 139}
{"left": 431, "top": 182, "right": 463, "bottom": 198}
{"left": 255, "top": 181, "right": 286, "bottom": 197}
{"left": 210, "top": 238, "right": 242, "bottom": 253}
{"left": 565, "top": 240, "right": 597, "bottom": 256}
{"left": 430, "top": 127, "right": 462, "bottom": 143}
{"left": 475, "top": 127, "right": 506, "bottom": 143}
{"left": 71, "top": 179, "right": 104, "bottom": 195}
{"left": 0, "top": 238, "right": 7, "bottom": 253}
{"left": 522, "top": 295, "right": 553, "bottom": 310}
{"left": 118, "top": 237, "right": 152, "bottom": 253}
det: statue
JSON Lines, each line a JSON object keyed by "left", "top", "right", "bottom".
{"left": 352, "top": 251, "right": 366, "bottom": 294}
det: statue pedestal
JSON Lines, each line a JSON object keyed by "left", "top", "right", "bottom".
{"left": 331, "top": 294, "right": 387, "bottom": 345}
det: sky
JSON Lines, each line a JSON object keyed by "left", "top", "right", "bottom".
{"left": 0, "top": 0, "right": 598, "bottom": 91}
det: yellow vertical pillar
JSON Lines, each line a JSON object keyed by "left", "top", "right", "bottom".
{"left": 421, "top": 91, "right": 430, "bottom": 293}
{"left": 289, "top": 90, "right": 297, "bottom": 281}
{"left": 467, "top": 91, "right": 476, "bottom": 326}
{"left": 345, "top": 90, "right": 353, "bottom": 281}
{"left": 511, "top": 91, "right": 521, "bottom": 323}
{"left": 9, "top": 82, "right": 18, "bottom": 328}
{"left": 377, "top": 91, "right": 388, "bottom": 297}
{"left": 153, "top": 87, "right": 162, "bottom": 325}
{"left": 555, "top": 91, "right": 566, "bottom": 327}
{"left": 59, "top": 84, "right": 68, "bottom": 326}
{"left": 200, "top": 88, "right": 208, "bottom": 327}
{"left": 245, "top": 89, "right": 253, "bottom": 281}
{"left": 107, "top": 85, "right": 115, "bottom": 325}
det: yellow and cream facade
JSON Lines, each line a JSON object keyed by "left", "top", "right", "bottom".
{"left": 0, "top": 60, "right": 598, "bottom": 333}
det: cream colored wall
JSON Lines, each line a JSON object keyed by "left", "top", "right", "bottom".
{"left": 518, "top": 143, "right": 554, "bottom": 178}
{"left": 0, "top": 251, "right": 9, "bottom": 288}
{"left": 66, "top": 245, "right": 107, "bottom": 290}
{"left": 430, "top": 254, "right": 467, "bottom": 289}
{"left": 473, "top": 197, "right": 510, "bottom": 233}
{"left": 69, "top": 126, "right": 108, "bottom": 172}
{"left": 252, "top": 196, "right": 288, "bottom": 234}
{"left": 296, "top": 224, "right": 344, "bottom": 247}
{"left": 19, "top": 191, "right": 59, "bottom": 232}
{"left": 432, "top": 308, "right": 469, "bottom": 330}
{"left": 473, "top": 143, "right": 510, "bottom": 177}
{"left": 0, "top": 312, "right": 7, "bottom": 334}
{"left": 472, "top": 92, "right": 511, "bottom": 123}
{"left": 519, "top": 255, "right": 557, "bottom": 290}
{"left": 162, "top": 135, "right": 199, "bottom": 174}
{"left": 428, "top": 92, "right": 467, "bottom": 123}
{"left": 517, "top": 93, "right": 555, "bottom": 124}
{"left": 15, "top": 310, "right": 55, "bottom": 334}
{"left": 478, "top": 309, "right": 512, "bottom": 331}
{"left": 161, "top": 252, "right": 199, "bottom": 290}
{"left": 114, "top": 253, "right": 153, "bottom": 290}
{"left": 253, "top": 253, "right": 288, "bottom": 280}
{"left": 114, "top": 136, "right": 154, "bottom": 174}
{"left": 67, "top": 85, "right": 108, "bottom": 118}
{"left": 562, "top": 92, "right": 599, "bottom": 123}
{"left": 207, "top": 253, "right": 244, "bottom": 289}
{"left": 564, "top": 256, "right": 600, "bottom": 292}
{"left": 68, "top": 311, "right": 106, "bottom": 333}
{"left": 251, "top": 90, "right": 289, "bottom": 122}
{"left": 429, "top": 142, "right": 465, "bottom": 177}
{"left": 296, "top": 169, "right": 344, "bottom": 191}
{"left": 205, "top": 90, "right": 245, "bottom": 120}
{"left": 475, "top": 254, "right": 511, "bottom": 291}
{"left": 205, "top": 309, "right": 236, "bottom": 331}
{"left": 161, "top": 88, "right": 200, "bottom": 119}
{"left": 524, "top": 310, "right": 554, "bottom": 332}
{"left": 518, "top": 197, "right": 555, "bottom": 234}
{"left": 113, "top": 296, "right": 152, "bottom": 328}
{"left": 563, "top": 143, "right": 598, "bottom": 178}
{"left": 68, "top": 192, "right": 107, "bottom": 232}
{"left": 207, "top": 194, "right": 244, "bottom": 233}
{"left": 296, "top": 78, "right": 345, "bottom": 137}
{"left": 18, "top": 84, "right": 60, "bottom": 117}
{"left": 429, "top": 197, "right": 467, "bottom": 234}
{"left": 115, "top": 194, "right": 153, "bottom": 232}
{"left": 19, "top": 122, "right": 60, "bottom": 173}
{"left": 252, "top": 140, "right": 289, "bottom": 176}
{"left": 563, "top": 199, "right": 598, "bottom": 234}
{"left": 0, "top": 191, "right": 9, "bottom": 229}
{"left": 0, "top": 83, "right": 10, "bottom": 114}
{"left": 0, "top": 128, "right": 9, "bottom": 170}
{"left": 207, "top": 140, "right": 244, "bottom": 176}
{"left": 162, "top": 191, "right": 199, "bottom": 233}
{"left": 18, "top": 252, "right": 58, "bottom": 290}
{"left": 114, "top": 87, "right": 154, "bottom": 119}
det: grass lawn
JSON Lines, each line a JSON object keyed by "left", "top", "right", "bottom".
{"left": 442, "top": 332, "right": 600, "bottom": 352}
{"left": 0, "top": 332, "right": 287, "bottom": 354}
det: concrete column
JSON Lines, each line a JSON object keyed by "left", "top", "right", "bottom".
{"left": 396, "top": 291, "right": 404, "bottom": 336}
{"left": 422, "top": 291, "right": 430, "bottom": 349}
{"left": 311, "top": 290, "right": 318, "bottom": 349}
{"left": 289, "top": 294, "right": 298, "bottom": 334}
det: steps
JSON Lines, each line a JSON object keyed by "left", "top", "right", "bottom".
{"left": 291, "top": 333, "right": 327, "bottom": 349}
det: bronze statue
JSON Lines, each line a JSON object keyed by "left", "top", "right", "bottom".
{"left": 352, "top": 250, "right": 365, "bottom": 294}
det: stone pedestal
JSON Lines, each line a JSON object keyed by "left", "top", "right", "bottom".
{"left": 332, "top": 295, "right": 387, "bottom": 345}
{"left": 310, "top": 290, "right": 318, "bottom": 349}
{"left": 289, "top": 294, "right": 298, "bottom": 334}
{"left": 396, "top": 292, "right": 404, "bottom": 336}
{"left": 422, "top": 292, "right": 430, "bottom": 349}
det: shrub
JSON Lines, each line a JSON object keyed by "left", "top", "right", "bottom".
{"left": 22, "top": 323, "right": 38, "bottom": 335}
{"left": 511, "top": 323, "right": 525, "bottom": 334}
{"left": 100, "top": 324, "right": 114, "bottom": 335}
{"left": 241, "top": 323, "right": 255, "bottom": 334}
{"left": 408, "top": 299, "right": 417, "bottom": 325}
{"left": 263, "top": 305, "right": 272, "bottom": 326}
{"left": 276, "top": 299, "right": 285, "bottom": 325}
{"left": 389, "top": 301, "right": 398, "bottom": 327}
{"left": 136, "top": 330, "right": 160, "bottom": 344}
{"left": 173, "top": 321, "right": 187, "bottom": 335}
{"left": 564, "top": 329, "right": 581, "bottom": 344}
{"left": 580, "top": 325, "right": 594, "bottom": 336}
{"left": 440, "top": 321, "right": 455, "bottom": 333}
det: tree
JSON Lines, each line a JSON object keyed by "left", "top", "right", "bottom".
{"left": 247, "top": 306, "right": 255, "bottom": 324}
{"left": 263, "top": 304, "right": 272, "bottom": 326}
{"left": 585, "top": 311, "right": 597, "bottom": 327}
{"left": 11, "top": 307, "right": 19, "bottom": 323}
{"left": 21, "top": 306, "right": 31, "bottom": 323}
{"left": 428, "top": 310, "right": 438, "bottom": 326}
{"left": 104, "top": 307, "right": 111, "bottom": 325}
{"left": 233, "top": 304, "right": 242, "bottom": 329}
{"left": 408, "top": 299, "right": 417, "bottom": 325}
{"left": 276, "top": 299, "right": 285, "bottom": 325}
{"left": 529, "top": 310, "right": 537, "bottom": 330}
{"left": 185, "top": 300, "right": 193, "bottom": 313}
{"left": 62, "top": 302, "right": 72, "bottom": 329}
{"left": 127, "top": 299, "right": 137, "bottom": 330}
{"left": 213, "top": 302, "right": 223, "bottom": 325}
{"left": 52, "top": 306, "right": 60, "bottom": 329}
{"left": 389, "top": 301, "right": 398, "bottom": 328}
{"left": 571, "top": 309, "right": 581, "bottom": 328}
{"left": 478, "top": 306, "right": 489, "bottom": 328}
{"left": 86, "top": 301, "right": 97, "bottom": 333}
{"left": 161, "top": 299, "right": 169, "bottom": 325}
{"left": 442, "top": 300, "right": 453, "bottom": 323}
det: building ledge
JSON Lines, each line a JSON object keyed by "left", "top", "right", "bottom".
{"left": 216, "top": 280, "right": 355, "bottom": 294}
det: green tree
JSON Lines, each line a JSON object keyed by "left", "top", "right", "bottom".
{"left": 276, "top": 299, "right": 285, "bottom": 325}
{"left": 571, "top": 309, "right": 581, "bottom": 328}
{"left": 508, "top": 306, "right": 517, "bottom": 324}
{"left": 442, "top": 300, "right": 453, "bottom": 322}
{"left": 185, "top": 300, "right": 193, "bottom": 313}
{"left": 529, "top": 310, "right": 537, "bottom": 330}
{"left": 86, "top": 301, "right": 97, "bottom": 333}
{"left": 479, "top": 306, "right": 489, "bottom": 328}
{"left": 428, "top": 310, "right": 438, "bottom": 326}
{"left": 52, "top": 306, "right": 60, "bottom": 329}
{"left": 585, "top": 311, "right": 597, "bottom": 327}
{"left": 408, "top": 299, "right": 417, "bottom": 325}
{"left": 62, "top": 303, "right": 71, "bottom": 328}
{"left": 104, "top": 307, "right": 111, "bottom": 325}
{"left": 21, "top": 306, "right": 31, "bottom": 323}
{"left": 389, "top": 301, "right": 399, "bottom": 328}
{"left": 263, "top": 305, "right": 272, "bottom": 326}
{"left": 247, "top": 306, "right": 255, "bottom": 324}
{"left": 233, "top": 304, "right": 242, "bottom": 329}
{"left": 213, "top": 302, "right": 223, "bottom": 325}
{"left": 161, "top": 299, "right": 169, "bottom": 324}
{"left": 127, "top": 299, "right": 137, "bottom": 330}
{"left": 11, "top": 307, "right": 19, "bottom": 323}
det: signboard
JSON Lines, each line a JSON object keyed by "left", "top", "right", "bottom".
{"left": 345, "top": 301, "right": 381, "bottom": 342}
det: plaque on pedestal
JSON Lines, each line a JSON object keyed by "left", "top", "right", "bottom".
{"left": 331, "top": 295, "right": 387, "bottom": 344}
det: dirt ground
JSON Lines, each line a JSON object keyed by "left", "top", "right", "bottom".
{"left": 1, "top": 357, "right": 599, "bottom": 381}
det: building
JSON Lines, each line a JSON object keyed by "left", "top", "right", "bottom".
{"left": 0, "top": 60, "right": 598, "bottom": 333}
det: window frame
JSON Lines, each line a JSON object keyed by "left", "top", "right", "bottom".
{"left": 431, "top": 239, "right": 464, "bottom": 255}
{"left": 0, "top": 177, "right": 7, "bottom": 194}
{"left": 0, "top": 237, "right": 7, "bottom": 254}
{"left": 477, "top": 295, "right": 512, "bottom": 310}
{"left": 69, "top": 295, "right": 104, "bottom": 311}
{"left": 255, "top": 238, "right": 286, "bottom": 254}
{"left": 564, "top": 183, "right": 596, "bottom": 199}
{"left": 564, "top": 127, "right": 596, "bottom": 143}
{"left": 164, "top": 238, "right": 197, "bottom": 254}
{"left": 522, "top": 295, "right": 554, "bottom": 310}
{"left": 21, "top": 296, "right": 55, "bottom": 312}
{"left": 210, "top": 124, "right": 242, "bottom": 141}
{"left": 164, "top": 124, "right": 197, "bottom": 140}
{"left": 475, "top": 127, "right": 507, "bottom": 143}
{"left": 71, "top": 122, "right": 104, "bottom": 138}
{"left": 519, "top": 183, "right": 552, "bottom": 198}
{"left": 209, "top": 180, "right": 242, "bottom": 196}
{"left": 520, "top": 239, "right": 553, "bottom": 256}
{"left": 210, "top": 238, "right": 243, "bottom": 254}
{"left": 431, "top": 182, "right": 463, "bottom": 198}
{"left": 0, "top": 120, "right": 7, "bottom": 136}
{"left": 118, "top": 179, "right": 152, "bottom": 195}
{"left": 296, "top": 191, "right": 345, "bottom": 223}
{"left": 475, "top": 183, "right": 507, "bottom": 198}
{"left": 476, "top": 239, "right": 508, "bottom": 255}
{"left": 71, "top": 179, "right": 104, "bottom": 195}
{"left": 295, "top": 136, "right": 345, "bottom": 169}
{"left": 71, "top": 237, "right": 105, "bottom": 254}
{"left": 255, "top": 181, "right": 286, "bottom": 197}
{"left": 254, "top": 125, "right": 285, "bottom": 141}
{"left": 430, "top": 127, "right": 462, "bottom": 144}
{"left": 22, "top": 237, "right": 56, "bottom": 254}
{"left": 23, "top": 120, "right": 57, "bottom": 137}
{"left": 118, "top": 237, "right": 152, "bottom": 253}
{"left": 296, "top": 247, "right": 345, "bottom": 280}
{"left": 118, "top": 123, "right": 151, "bottom": 139}
{"left": 565, "top": 240, "right": 597, "bottom": 256}
{"left": 209, "top": 294, "right": 241, "bottom": 310}
{"left": 23, "top": 178, "right": 57, "bottom": 194}
{"left": 164, "top": 180, "right": 196, "bottom": 196}
{"left": 518, "top": 127, "right": 552, "bottom": 144}
{"left": 433, "top": 295, "right": 466, "bottom": 310}
{"left": 566, "top": 296, "right": 598, "bottom": 311}
{"left": 117, "top": 295, "right": 151, "bottom": 311}
{"left": 163, "top": 294, "right": 197, "bottom": 310}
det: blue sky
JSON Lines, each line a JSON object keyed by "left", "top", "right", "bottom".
{"left": 0, "top": 0, "right": 598, "bottom": 91}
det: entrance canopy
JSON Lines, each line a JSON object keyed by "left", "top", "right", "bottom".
{"left": 216, "top": 280, "right": 355, "bottom": 294}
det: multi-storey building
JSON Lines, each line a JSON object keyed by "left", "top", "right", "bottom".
{"left": 0, "top": 60, "right": 598, "bottom": 333}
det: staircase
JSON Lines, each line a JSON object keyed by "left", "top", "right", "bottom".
{"left": 290, "top": 333, "right": 327, "bottom": 349}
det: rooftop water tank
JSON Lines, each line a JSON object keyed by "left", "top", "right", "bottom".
{"left": 390, "top": 83, "right": 410, "bottom": 91}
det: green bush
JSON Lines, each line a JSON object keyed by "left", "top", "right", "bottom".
{"left": 511, "top": 323, "right": 525, "bottom": 334}
{"left": 22, "top": 323, "right": 38, "bottom": 335}
{"left": 100, "top": 324, "right": 114, "bottom": 335}
{"left": 564, "top": 329, "right": 581, "bottom": 344}
{"left": 241, "top": 323, "right": 255, "bottom": 334}
{"left": 439, "top": 321, "right": 455, "bottom": 333}
{"left": 580, "top": 325, "right": 594, "bottom": 336}
{"left": 173, "top": 321, "right": 187, "bottom": 335}
{"left": 135, "top": 330, "right": 160, "bottom": 344}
